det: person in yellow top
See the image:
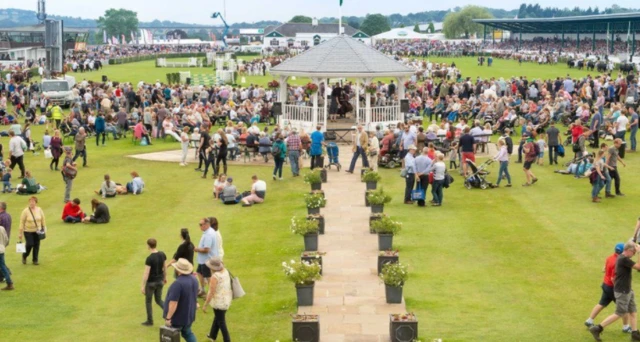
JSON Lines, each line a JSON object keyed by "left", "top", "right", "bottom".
{"left": 18, "top": 196, "right": 46, "bottom": 265}
{"left": 50, "top": 104, "right": 64, "bottom": 129}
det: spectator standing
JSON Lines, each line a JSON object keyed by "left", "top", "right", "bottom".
{"left": 208, "top": 217, "right": 224, "bottom": 261}
{"left": 429, "top": 153, "right": 446, "bottom": 206}
{"left": 163, "top": 258, "right": 199, "bottom": 342}
{"left": 286, "top": 129, "right": 302, "bottom": 177}
{"left": 368, "top": 131, "right": 379, "bottom": 171}
{"left": 309, "top": 125, "right": 324, "bottom": 170}
{"left": 61, "top": 147, "right": 77, "bottom": 203}
{"left": 403, "top": 145, "right": 417, "bottom": 204}
{"left": 546, "top": 122, "right": 561, "bottom": 165}
{"left": 49, "top": 130, "right": 63, "bottom": 171}
{"left": 414, "top": 147, "right": 433, "bottom": 207}
{"left": 141, "top": 238, "right": 167, "bottom": 327}
{"left": 166, "top": 229, "right": 195, "bottom": 266}
{"left": 72, "top": 127, "right": 88, "bottom": 167}
{"left": 272, "top": 134, "right": 287, "bottom": 180}
{"left": 194, "top": 218, "right": 218, "bottom": 297}
{"left": 605, "top": 139, "right": 626, "bottom": 197}
{"left": 629, "top": 107, "right": 638, "bottom": 152}
{"left": 459, "top": 127, "right": 476, "bottom": 176}
{"left": 202, "top": 257, "right": 233, "bottom": 342}
{"left": 18, "top": 196, "right": 46, "bottom": 265}
{"left": 522, "top": 133, "right": 539, "bottom": 186}
{"left": 346, "top": 125, "right": 369, "bottom": 174}
{"left": 8, "top": 130, "right": 26, "bottom": 179}
{"left": 0, "top": 200, "right": 12, "bottom": 285}
{"left": 493, "top": 139, "right": 512, "bottom": 187}
{"left": 0, "top": 224, "right": 12, "bottom": 290}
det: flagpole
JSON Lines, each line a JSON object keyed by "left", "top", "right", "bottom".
{"left": 338, "top": 4, "right": 342, "bottom": 35}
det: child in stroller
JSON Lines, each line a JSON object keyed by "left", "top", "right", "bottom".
{"left": 463, "top": 160, "right": 494, "bottom": 190}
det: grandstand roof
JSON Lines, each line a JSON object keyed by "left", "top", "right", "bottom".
{"left": 474, "top": 12, "right": 640, "bottom": 34}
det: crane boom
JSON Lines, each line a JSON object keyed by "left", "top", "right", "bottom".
{"left": 212, "top": 12, "right": 229, "bottom": 47}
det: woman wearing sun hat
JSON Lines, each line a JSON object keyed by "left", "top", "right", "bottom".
{"left": 202, "top": 256, "right": 232, "bottom": 342}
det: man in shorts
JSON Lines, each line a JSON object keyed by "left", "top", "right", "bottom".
{"left": 522, "top": 133, "right": 538, "bottom": 186}
{"left": 585, "top": 243, "right": 631, "bottom": 333}
{"left": 193, "top": 217, "right": 218, "bottom": 298}
{"left": 459, "top": 127, "right": 476, "bottom": 177}
{"left": 590, "top": 242, "right": 640, "bottom": 341}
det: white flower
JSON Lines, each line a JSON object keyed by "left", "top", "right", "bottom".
{"left": 290, "top": 259, "right": 296, "bottom": 264}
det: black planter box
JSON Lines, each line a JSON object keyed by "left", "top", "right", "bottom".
{"left": 369, "top": 215, "right": 383, "bottom": 234}
{"left": 292, "top": 316, "right": 320, "bottom": 342}
{"left": 389, "top": 315, "right": 418, "bottom": 342}
{"left": 378, "top": 255, "right": 399, "bottom": 275}
{"left": 310, "top": 182, "right": 322, "bottom": 191}
{"left": 320, "top": 169, "right": 327, "bottom": 183}
{"left": 307, "top": 215, "right": 324, "bottom": 234}
{"left": 307, "top": 207, "right": 320, "bottom": 215}
{"left": 304, "top": 233, "right": 318, "bottom": 251}
{"left": 371, "top": 204, "right": 384, "bottom": 214}
{"left": 301, "top": 255, "right": 323, "bottom": 275}
{"left": 378, "top": 234, "right": 393, "bottom": 251}
{"left": 366, "top": 181, "right": 378, "bottom": 190}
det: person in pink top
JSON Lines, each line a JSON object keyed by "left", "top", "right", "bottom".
{"left": 134, "top": 120, "right": 152, "bottom": 145}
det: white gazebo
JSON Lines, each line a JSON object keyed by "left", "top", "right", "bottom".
{"left": 270, "top": 35, "right": 415, "bottom": 133}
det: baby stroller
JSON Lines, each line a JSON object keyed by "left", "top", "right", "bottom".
{"left": 463, "top": 160, "right": 494, "bottom": 190}
{"left": 325, "top": 142, "right": 341, "bottom": 171}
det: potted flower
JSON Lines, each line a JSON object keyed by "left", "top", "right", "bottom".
{"left": 369, "top": 213, "right": 387, "bottom": 234}
{"left": 307, "top": 214, "right": 324, "bottom": 234}
{"left": 365, "top": 83, "right": 378, "bottom": 95}
{"left": 291, "top": 216, "right": 320, "bottom": 251}
{"left": 301, "top": 251, "right": 326, "bottom": 275}
{"left": 367, "top": 188, "right": 392, "bottom": 213}
{"left": 292, "top": 314, "right": 320, "bottom": 342}
{"left": 372, "top": 216, "right": 402, "bottom": 251}
{"left": 308, "top": 189, "right": 325, "bottom": 199}
{"left": 389, "top": 313, "right": 418, "bottom": 342}
{"left": 304, "top": 170, "right": 323, "bottom": 191}
{"left": 305, "top": 82, "right": 319, "bottom": 95}
{"left": 380, "top": 262, "right": 408, "bottom": 304}
{"left": 305, "top": 193, "right": 326, "bottom": 215}
{"left": 267, "top": 80, "right": 280, "bottom": 90}
{"left": 404, "top": 81, "right": 417, "bottom": 91}
{"left": 283, "top": 260, "right": 322, "bottom": 306}
{"left": 361, "top": 170, "right": 381, "bottom": 190}
{"left": 378, "top": 250, "right": 399, "bottom": 275}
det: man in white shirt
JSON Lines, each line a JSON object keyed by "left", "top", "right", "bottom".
{"left": 8, "top": 131, "right": 26, "bottom": 178}
{"left": 241, "top": 175, "right": 267, "bottom": 206}
{"left": 616, "top": 111, "right": 630, "bottom": 141}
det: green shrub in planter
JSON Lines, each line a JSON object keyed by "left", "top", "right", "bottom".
{"left": 361, "top": 170, "right": 381, "bottom": 183}
{"left": 371, "top": 216, "right": 402, "bottom": 235}
{"left": 380, "top": 262, "right": 408, "bottom": 304}
{"left": 367, "top": 188, "right": 392, "bottom": 206}
{"left": 304, "top": 193, "right": 326, "bottom": 209}
{"left": 304, "top": 170, "right": 322, "bottom": 188}
{"left": 290, "top": 216, "right": 319, "bottom": 235}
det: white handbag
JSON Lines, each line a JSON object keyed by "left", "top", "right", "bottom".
{"left": 44, "top": 149, "right": 53, "bottom": 159}
{"left": 229, "top": 271, "right": 245, "bottom": 299}
{"left": 16, "top": 243, "right": 26, "bottom": 253}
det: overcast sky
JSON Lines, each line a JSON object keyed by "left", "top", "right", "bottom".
{"left": 9, "top": 1, "right": 640, "bottom": 24}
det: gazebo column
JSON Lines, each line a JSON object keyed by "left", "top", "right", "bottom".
{"left": 364, "top": 77, "right": 372, "bottom": 129}
{"left": 355, "top": 80, "right": 361, "bottom": 125}
{"left": 323, "top": 78, "right": 328, "bottom": 130}
{"left": 396, "top": 76, "right": 407, "bottom": 124}
{"left": 278, "top": 75, "right": 288, "bottom": 127}
{"left": 311, "top": 77, "right": 320, "bottom": 128}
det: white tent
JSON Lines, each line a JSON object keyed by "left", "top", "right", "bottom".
{"left": 372, "top": 28, "right": 442, "bottom": 43}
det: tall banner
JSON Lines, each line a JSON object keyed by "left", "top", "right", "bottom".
{"left": 103, "top": 30, "right": 107, "bottom": 44}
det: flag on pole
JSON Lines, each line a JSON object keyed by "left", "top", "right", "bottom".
{"left": 111, "top": 36, "right": 118, "bottom": 45}
{"left": 339, "top": 0, "right": 343, "bottom": 5}
{"left": 121, "top": 34, "right": 126, "bottom": 44}
{"left": 131, "top": 31, "right": 135, "bottom": 44}
{"left": 103, "top": 30, "right": 107, "bottom": 44}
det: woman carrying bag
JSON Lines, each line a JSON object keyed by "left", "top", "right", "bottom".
{"left": 202, "top": 257, "right": 232, "bottom": 342}
{"left": 18, "top": 196, "right": 46, "bottom": 265}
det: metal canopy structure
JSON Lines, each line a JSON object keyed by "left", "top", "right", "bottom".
{"left": 474, "top": 12, "right": 640, "bottom": 34}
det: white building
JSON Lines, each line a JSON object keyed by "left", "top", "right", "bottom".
{"left": 372, "top": 28, "right": 444, "bottom": 44}
{"left": 263, "top": 19, "right": 370, "bottom": 49}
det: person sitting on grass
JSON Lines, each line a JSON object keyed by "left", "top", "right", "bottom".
{"left": 220, "top": 177, "right": 241, "bottom": 205}
{"left": 213, "top": 174, "right": 227, "bottom": 199}
{"left": 134, "top": 120, "right": 152, "bottom": 145}
{"left": 241, "top": 175, "right": 267, "bottom": 207}
{"left": 126, "top": 171, "right": 145, "bottom": 195}
{"left": 96, "top": 174, "right": 117, "bottom": 198}
{"left": 61, "top": 198, "right": 85, "bottom": 223}
{"left": 16, "top": 170, "right": 40, "bottom": 195}
{"left": 83, "top": 199, "right": 110, "bottom": 224}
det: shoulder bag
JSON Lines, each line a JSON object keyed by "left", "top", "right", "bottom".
{"left": 29, "top": 208, "right": 46, "bottom": 240}
{"left": 228, "top": 270, "right": 245, "bottom": 299}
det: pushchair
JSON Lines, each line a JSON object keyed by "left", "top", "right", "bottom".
{"left": 463, "top": 160, "right": 494, "bottom": 190}
{"left": 325, "top": 142, "right": 341, "bottom": 171}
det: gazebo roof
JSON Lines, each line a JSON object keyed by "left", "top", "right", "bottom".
{"left": 270, "top": 35, "right": 415, "bottom": 78}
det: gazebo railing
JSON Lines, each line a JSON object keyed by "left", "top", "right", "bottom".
{"left": 358, "top": 106, "right": 401, "bottom": 124}
{"left": 283, "top": 104, "right": 314, "bottom": 123}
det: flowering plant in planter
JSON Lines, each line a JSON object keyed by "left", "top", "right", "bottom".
{"left": 379, "top": 249, "right": 400, "bottom": 257}
{"left": 372, "top": 216, "right": 402, "bottom": 235}
{"left": 361, "top": 170, "right": 381, "bottom": 183}
{"left": 303, "top": 170, "right": 322, "bottom": 184}
{"left": 309, "top": 189, "right": 325, "bottom": 197}
{"left": 301, "top": 251, "right": 326, "bottom": 258}
{"left": 404, "top": 81, "right": 417, "bottom": 91}
{"left": 365, "top": 83, "right": 378, "bottom": 95}
{"left": 390, "top": 313, "right": 417, "bottom": 322}
{"left": 370, "top": 213, "right": 388, "bottom": 219}
{"left": 380, "top": 262, "right": 408, "bottom": 287}
{"left": 305, "top": 83, "right": 319, "bottom": 95}
{"left": 367, "top": 188, "right": 392, "bottom": 205}
{"left": 267, "top": 80, "right": 280, "bottom": 90}
{"left": 292, "top": 314, "right": 319, "bottom": 322}
{"left": 291, "top": 216, "right": 319, "bottom": 235}
{"left": 304, "top": 193, "right": 326, "bottom": 209}
{"left": 282, "top": 259, "right": 322, "bottom": 285}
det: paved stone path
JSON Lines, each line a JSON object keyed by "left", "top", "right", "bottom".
{"left": 297, "top": 145, "right": 406, "bottom": 342}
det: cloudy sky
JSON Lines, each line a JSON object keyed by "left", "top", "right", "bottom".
{"left": 9, "top": 0, "right": 639, "bottom": 24}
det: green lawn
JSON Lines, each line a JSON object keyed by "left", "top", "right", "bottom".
{"left": 2, "top": 57, "right": 634, "bottom": 342}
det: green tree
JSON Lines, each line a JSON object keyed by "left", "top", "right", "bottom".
{"left": 413, "top": 23, "right": 420, "bottom": 33}
{"left": 360, "top": 14, "right": 391, "bottom": 36}
{"left": 96, "top": 8, "right": 139, "bottom": 39}
{"left": 427, "top": 21, "right": 435, "bottom": 33}
{"left": 289, "top": 15, "right": 313, "bottom": 23}
{"left": 347, "top": 18, "right": 361, "bottom": 29}
{"left": 442, "top": 6, "right": 492, "bottom": 39}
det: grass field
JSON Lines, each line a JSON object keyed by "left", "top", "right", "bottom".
{"left": 2, "top": 57, "right": 636, "bottom": 342}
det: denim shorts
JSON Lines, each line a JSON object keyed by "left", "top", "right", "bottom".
{"left": 599, "top": 283, "right": 616, "bottom": 306}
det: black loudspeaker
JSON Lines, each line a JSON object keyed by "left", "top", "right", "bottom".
{"left": 186, "top": 77, "right": 191, "bottom": 85}
{"left": 400, "top": 99, "right": 409, "bottom": 113}
{"left": 273, "top": 102, "right": 282, "bottom": 116}
{"left": 101, "top": 75, "right": 107, "bottom": 82}
{"left": 323, "top": 131, "right": 337, "bottom": 141}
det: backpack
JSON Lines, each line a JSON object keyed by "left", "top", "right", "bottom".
{"left": 271, "top": 143, "right": 281, "bottom": 157}
{"left": 589, "top": 168, "right": 598, "bottom": 184}
{"left": 572, "top": 141, "right": 581, "bottom": 153}
{"left": 533, "top": 142, "right": 540, "bottom": 156}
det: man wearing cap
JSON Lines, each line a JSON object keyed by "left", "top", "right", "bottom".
{"left": 194, "top": 217, "right": 218, "bottom": 297}
{"left": 346, "top": 125, "right": 369, "bottom": 174}
{"left": 403, "top": 145, "right": 417, "bottom": 204}
{"left": 590, "top": 242, "right": 640, "bottom": 341}
{"left": 585, "top": 243, "right": 631, "bottom": 332}
{"left": 163, "top": 258, "right": 198, "bottom": 342}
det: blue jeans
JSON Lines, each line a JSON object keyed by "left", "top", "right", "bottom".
{"left": 288, "top": 150, "right": 300, "bottom": 176}
{"left": 431, "top": 179, "right": 444, "bottom": 204}
{"left": 73, "top": 149, "right": 87, "bottom": 166}
{"left": 106, "top": 127, "right": 118, "bottom": 139}
{"left": 273, "top": 156, "right": 284, "bottom": 178}
{"left": 630, "top": 127, "right": 638, "bottom": 151}
{"left": 64, "top": 215, "right": 82, "bottom": 223}
{"left": 604, "top": 169, "right": 613, "bottom": 194}
{"left": 496, "top": 161, "right": 511, "bottom": 185}
{"left": 574, "top": 159, "right": 585, "bottom": 177}
{"left": 348, "top": 146, "right": 369, "bottom": 172}
{"left": 592, "top": 176, "right": 605, "bottom": 198}
{"left": 0, "top": 253, "right": 12, "bottom": 285}
{"left": 173, "top": 324, "right": 196, "bottom": 342}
